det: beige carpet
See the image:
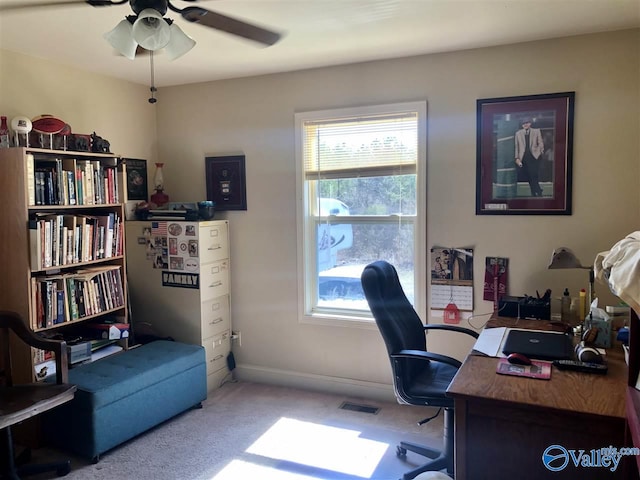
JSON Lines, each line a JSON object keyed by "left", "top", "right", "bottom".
{"left": 28, "top": 380, "right": 446, "bottom": 480}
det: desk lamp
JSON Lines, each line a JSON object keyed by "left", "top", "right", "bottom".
{"left": 547, "top": 247, "right": 595, "bottom": 304}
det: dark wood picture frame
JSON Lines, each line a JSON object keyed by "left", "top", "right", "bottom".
{"left": 205, "top": 155, "right": 247, "bottom": 211}
{"left": 476, "top": 92, "right": 575, "bottom": 215}
{"left": 124, "top": 158, "right": 148, "bottom": 201}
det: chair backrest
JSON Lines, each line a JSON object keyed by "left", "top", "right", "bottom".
{"left": 361, "top": 261, "right": 426, "bottom": 381}
{"left": 0, "top": 310, "right": 68, "bottom": 385}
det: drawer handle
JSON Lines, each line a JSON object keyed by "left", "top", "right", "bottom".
{"left": 207, "top": 245, "right": 222, "bottom": 251}
{"left": 209, "top": 317, "right": 223, "bottom": 325}
{"left": 209, "top": 281, "right": 223, "bottom": 288}
{"left": 211, "top": 354, "right": 224, "bottom": 362}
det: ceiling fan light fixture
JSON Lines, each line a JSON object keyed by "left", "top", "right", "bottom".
{"left": 132, "top": 8, "right": 171, "bottom": 51}
{"left": 104, "top": 18, "right": 137, "bottom": 60}
{"left": 165, "top": 23, "right": 196, "bottom": 61}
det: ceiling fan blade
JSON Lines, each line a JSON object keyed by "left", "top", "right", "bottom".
{"left": 0, "top": 0, "right": 122, "bottom": 12}
{"left": 180, "top": 7, "right": 281, "bottom": 46}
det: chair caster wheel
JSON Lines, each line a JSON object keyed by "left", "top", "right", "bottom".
{"left": 396, "top": 446, "right": 407, "bottom": 458}
{"left": 56, "top": 460, "right": 71, "bottom": 476}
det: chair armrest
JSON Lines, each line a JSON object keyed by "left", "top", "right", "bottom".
{"left": 0, "top": 311, "right": 67, "bottom": 353}
{"left": 0, "top": 311, "right": 68, "bottom": 384}
{"left": 424, "top": 324, "right": 479, "bottom": 339}
{"left": 392, "top": 349, "right": 462, "bottom": 369}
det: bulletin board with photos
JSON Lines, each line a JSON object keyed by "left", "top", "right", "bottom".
{"left": 138, "top": 221, "right": 201, "bottom": 273}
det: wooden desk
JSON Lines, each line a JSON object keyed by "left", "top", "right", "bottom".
{"left": 447, "top": 317, "right": 628, "bottom": 480}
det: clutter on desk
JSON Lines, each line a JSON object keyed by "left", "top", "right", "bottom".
{"left": 606, "top": 304, "right": 631, "bottom": 330}
{"left": 617, "top": 327, "right": 629, "bottom": 345}
{"left": 552, "top": 359, "right": 609, "bottom": 374}
{"left": 579, "top": 288, "right": 588, "bottom": 319}
{"left": 574, "top": 341, "right": 604, "bottom": 364}
{"left": 560, "top": 288, "right": 571, "bottom": 323}
{"left": 498, "top": 291, "right": 551, "bottom": 320}
{"left": 496, "top": 357, "right": 551, "bottom": 380}
{"left": 583, "top": 298, "right": 612, "bottom": 348}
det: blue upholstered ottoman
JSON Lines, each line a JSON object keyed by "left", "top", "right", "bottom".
{"left": 43, "top": 340, "right": 206, "bottom": 461}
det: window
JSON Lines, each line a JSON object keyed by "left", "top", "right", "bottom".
{"left": 295, "top": 102, "right": 426, "bottom": 325}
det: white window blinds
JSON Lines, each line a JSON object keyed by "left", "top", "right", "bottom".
{"left": 302, "top": 111, "right": 418, "bottom": 179}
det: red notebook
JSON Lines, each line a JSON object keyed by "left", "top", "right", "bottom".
{"left": 496, "top": 358, "right": 552, "bottom": 380}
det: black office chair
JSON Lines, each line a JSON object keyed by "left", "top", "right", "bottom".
{"left": 361, "top": 261, "right": 478, "bottom": 480}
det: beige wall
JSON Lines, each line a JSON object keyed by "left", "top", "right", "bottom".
{"left": 0, "top": 49, "right": 157, "bottom": 164}
{"left": 156, "top": 29, "right": 639, "bottom": 396}
{"left": 1, "top": 29, "right": 639, "bottom": 399}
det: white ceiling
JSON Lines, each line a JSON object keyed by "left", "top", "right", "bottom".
{"left": 1, "top": 0, "right": 639, "bottom": 88}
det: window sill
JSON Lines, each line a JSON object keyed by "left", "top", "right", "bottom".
{"left": 300, "top": 313, "right": 378, "bottom": 330}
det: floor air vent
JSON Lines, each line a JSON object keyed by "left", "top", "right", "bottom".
{"left": 339, "top": 401, "right": 380, "bottom": 415}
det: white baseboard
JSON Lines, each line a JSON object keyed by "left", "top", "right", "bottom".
{"left": 235, "top": 363, "right": 397, "bottom": 403}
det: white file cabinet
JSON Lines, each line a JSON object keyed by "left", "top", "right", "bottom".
{"left": 125, "top": 220, "right": 231, "bottom": 392}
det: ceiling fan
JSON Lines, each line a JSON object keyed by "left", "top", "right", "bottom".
{"left": 0, "top": 0, "right": 282, "bottom": 60}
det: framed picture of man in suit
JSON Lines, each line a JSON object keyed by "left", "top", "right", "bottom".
{"left": 476, "top": 92, "right": 575, "bottom": 215}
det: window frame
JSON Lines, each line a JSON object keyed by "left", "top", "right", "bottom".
{"left": 295, "top": 101, "right": 427, "bottom": 328}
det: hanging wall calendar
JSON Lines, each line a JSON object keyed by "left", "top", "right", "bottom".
{"left": 430, "top": 247, "right": 474, "bottom": 312}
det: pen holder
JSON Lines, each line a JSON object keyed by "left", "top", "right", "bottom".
{"left": 498, "top": 295, "right": 551, "bottom": 320}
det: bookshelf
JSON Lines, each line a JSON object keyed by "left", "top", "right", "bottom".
{"left": 0, "top": 146, "right": 129, "bottom": 384}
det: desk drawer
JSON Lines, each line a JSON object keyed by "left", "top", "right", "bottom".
{"left": 199, "top": 222, "right": 229, "bottom": 264}
{"left": 201, "top": 295, "right": 230, "bottom": 338}
{"left": 200, "top": 260, "right": 229, "bottom": 301}
{"left": 204, "top": 330, "right": 230, "bottom": 376}
{"left": 206, "top": 367, "right": 230, "bottom": 392}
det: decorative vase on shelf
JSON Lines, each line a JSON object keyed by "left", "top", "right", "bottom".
{"left": 150, "top": 162, "right": 169, "bottom": 207}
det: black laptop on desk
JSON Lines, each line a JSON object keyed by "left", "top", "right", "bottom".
{"left": 502, "top": 329, "right": 573, "bottom": 361}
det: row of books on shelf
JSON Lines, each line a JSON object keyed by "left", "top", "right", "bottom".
{"left": 29, "top": 211, "right": 123, "bottom": 270}
{"left": 33, "top": 347, "right": 54, "bottom": 366}
{"left": 27, "top": 154, "right": 120, "bottom": 207}
{"left": 31, "top": 265, "right": 125, "bottom": 330}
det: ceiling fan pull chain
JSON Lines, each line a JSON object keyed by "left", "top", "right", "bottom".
{"left": 148, "top": 50, "right": 158, "bottom": 104}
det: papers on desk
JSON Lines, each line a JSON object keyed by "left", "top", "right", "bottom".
{"left": 472, "top": 327, "right": 576, "bottom": 358}
{"left": 472, "top": 327, "right": 508, "bottom": 357}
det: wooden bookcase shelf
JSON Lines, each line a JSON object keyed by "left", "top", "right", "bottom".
{"left": 0, "top": 146, "right": 130, "bottom": 384}
{"left": 31, "top": 255, "right": 125, "bottom": 274}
